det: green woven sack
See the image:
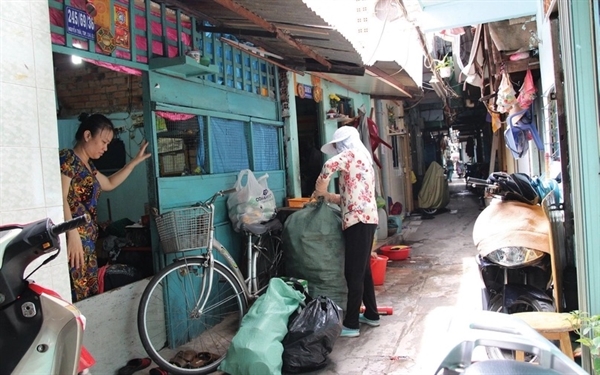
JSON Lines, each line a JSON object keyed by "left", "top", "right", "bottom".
{"left": 281, "top": 198, "right": 347, "bottom": 311}
{"left": 218, "top": 278, "right": 304, "bottom": 375}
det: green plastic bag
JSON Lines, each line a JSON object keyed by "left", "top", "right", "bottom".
{"left": 281, "top": 198, "right": 348, "bottom": 311}
{"left": 218, "top": 278, "right": 304, "bottom": 375}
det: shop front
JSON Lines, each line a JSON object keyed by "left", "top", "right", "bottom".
{"left": 47, "top": 0, "right": 285, "bottom": 369}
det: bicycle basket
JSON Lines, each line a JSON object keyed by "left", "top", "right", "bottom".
{"left": 154, "top": 206, "right": 211, "bottom": 253}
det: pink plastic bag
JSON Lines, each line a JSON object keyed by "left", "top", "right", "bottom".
{"left": 517, "top": 69, "right": 536, "bottom": 109}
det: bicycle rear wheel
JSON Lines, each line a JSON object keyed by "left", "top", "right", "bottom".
{"left": 255, "top": 233, "right": 283, "bottom": 294}
{"left": 138, "top": 257, "right": 247, "bottom": 375}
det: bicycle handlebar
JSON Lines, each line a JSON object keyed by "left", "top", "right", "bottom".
{"left": 204, "top": 188, "right": 237, "bottom": 206}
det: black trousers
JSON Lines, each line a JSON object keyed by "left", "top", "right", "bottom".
{"left": 343, "top": 222, "right": 378, "bottom": 329}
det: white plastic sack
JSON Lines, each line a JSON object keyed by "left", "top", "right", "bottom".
{"left": 227, "top": 169, "right": 277, "bottom": 232}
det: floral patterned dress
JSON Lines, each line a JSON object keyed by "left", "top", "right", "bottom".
{"left": 315, "top": 149, "right": 378, "bottom": 230}
{"left": 59, "top": 149, "right": 101, "bottom": 301}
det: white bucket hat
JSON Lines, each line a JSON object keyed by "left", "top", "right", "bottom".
{"left": 320, "top": 126, "right": 359, "bottom": 155}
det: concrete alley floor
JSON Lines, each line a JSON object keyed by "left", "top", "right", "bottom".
{"left": 312, "top": 179, "right": 485, "bottom": 375}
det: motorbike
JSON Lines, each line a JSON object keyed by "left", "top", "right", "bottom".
{"left": 0, "top": 214, "right": 94, "bottom": 375}
{"left": 469, "top": 173, "right": 556, "bottom": 360}
{"left": 434, "top": 310, "right": 586, "bottom": 375}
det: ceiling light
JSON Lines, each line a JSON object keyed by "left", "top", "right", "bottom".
{"left": 71, "top": 55, "right": 83, "bottom": 65}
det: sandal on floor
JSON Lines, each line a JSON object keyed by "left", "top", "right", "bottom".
{"left": 148, "top": 367, "right": 169, "bottom": 375}
{"left": 168, "top": 349, "right": 196, "bottom": 367}
{"left": 117, "top": 357, "right": 152, "bottom": 375}
{"left": 187, "top": 352, "right": 220, "bottom": 368}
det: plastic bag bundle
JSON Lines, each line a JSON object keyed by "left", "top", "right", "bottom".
{"left": 496, "top": 72, "right": 517, "bottom": 113}
{"left": 218, "top": 278, "right": 305, "bottom": 375}
{"left": 281, "top": 198, "right": 348, "bottom": 311}
{"left": 282, "top": 295, "right": 343, "bottom": 373}
{"left": 227, "top": 169, "right": 276, "bottom": 232}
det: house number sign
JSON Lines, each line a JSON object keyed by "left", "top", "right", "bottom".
{"left": 65, "top": 5, "right": 95, "bottom": 40}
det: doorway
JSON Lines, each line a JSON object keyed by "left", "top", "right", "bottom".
{"left": 53, "top": 52, "right": 153, "bottom": 296}
{"left": 296, "top": 97, "right": 322, "bottom": 197}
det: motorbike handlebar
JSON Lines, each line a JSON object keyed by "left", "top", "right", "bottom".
{"left": 50, "top": 214, "right": 90, "bottom": 237}
{"left": 466, "top": 177, "right": 489, "bottom": 185}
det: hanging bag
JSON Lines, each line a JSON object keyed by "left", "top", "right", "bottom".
{"left": 517, "top": 69, "right": 536, "bottom": 109}
{"left": 496, "top": 72, "right": 517, "bottom": 114}
{"left": 227, "top": 169, "right": 277, "bottom": 232}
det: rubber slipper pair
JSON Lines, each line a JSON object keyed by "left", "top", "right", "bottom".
{"left": 117, "top": 357, "right": 151, "bottom": 375}
{"left": 187, "top": 352, "right": 220, "bottom": 368}
{"left": 169, "top": 349, "right": 196, "bottom": 367}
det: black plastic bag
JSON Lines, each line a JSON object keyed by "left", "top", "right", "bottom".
{"left": 282, "top": 295, "right": 343, "bottom": 373}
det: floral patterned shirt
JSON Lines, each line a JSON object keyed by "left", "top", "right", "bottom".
{"left": 59, "top": 149, "right": 101, "bottom": 241}
{"left": 316, "top": 149, "right": 378, "bottom": 230}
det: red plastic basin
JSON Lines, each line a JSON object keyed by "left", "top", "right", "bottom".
{"left": 379, "top": 245, "right": 411, "bottom": 261}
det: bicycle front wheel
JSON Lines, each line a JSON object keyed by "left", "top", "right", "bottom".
{"left": 138, "top": 257, "right": 247, "bottom": 375}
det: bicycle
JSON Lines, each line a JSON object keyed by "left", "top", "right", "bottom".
{"left": 137, "top": 188, "right": 284, "bottom": 375}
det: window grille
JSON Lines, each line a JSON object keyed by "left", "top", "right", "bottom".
{"left": 157, "top": 114, "right": 281, "bottom": 177}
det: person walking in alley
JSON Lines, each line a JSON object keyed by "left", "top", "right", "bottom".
{"left": 444, "top": 147, "right": 454, "bottom": 182}
{"left": 60, "top": 113, "right": 151, "bottom": 302}
{"left": 312, "top": 125, "right": 380, "bottom": 337}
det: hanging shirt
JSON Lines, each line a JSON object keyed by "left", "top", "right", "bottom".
{"left": 316, "top": 149, "right": 378, "bottom": 230}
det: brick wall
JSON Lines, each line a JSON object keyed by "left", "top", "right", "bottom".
{"left": 54, "top": 60, "right": 143, "bottom": 117}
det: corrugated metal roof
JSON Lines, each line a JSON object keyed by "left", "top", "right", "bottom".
{"left": 175, "top": 0, "right": 364, "bottom": 69}
{"left": 156, "top": 0, "right": 421, "bottom": 97}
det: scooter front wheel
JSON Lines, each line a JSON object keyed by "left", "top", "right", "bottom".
{"left": 486, "top": 294, "right": 555, "bottom": 361}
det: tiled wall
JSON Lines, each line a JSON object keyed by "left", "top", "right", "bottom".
{"left": 0, "top": 1, "right": 72, "bottom": 301}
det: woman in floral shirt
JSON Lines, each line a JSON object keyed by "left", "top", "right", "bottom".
{"left": 313, "top": 125, "right": 379, "bottom": 337}
{"left": 60, "top": 113, "right": 150, "bottom": 301}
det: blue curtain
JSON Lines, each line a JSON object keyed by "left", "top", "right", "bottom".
{"left": 210, "top": 118, "right": 249, "bottom": 173}
{"left": 252, "top": 123, "right": 279, "bottom": 171}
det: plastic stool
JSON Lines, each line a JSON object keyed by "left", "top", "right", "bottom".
{"left": 512, "top": 312, "right": 578, "bottom": 361}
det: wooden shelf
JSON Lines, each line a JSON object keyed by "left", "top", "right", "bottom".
{"left": 149, "top": 55, "right": 219, "bottom": 78}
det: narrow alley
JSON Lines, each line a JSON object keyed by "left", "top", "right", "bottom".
{"left": 316, "top": 180, "right": 484, "bottom": 375}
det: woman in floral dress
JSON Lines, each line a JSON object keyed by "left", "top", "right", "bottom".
{"left": 313, "top": 125, "right": 379, "bottom": 337}
{"left": 60, "top": 113, "right": 150, "bottom": 301}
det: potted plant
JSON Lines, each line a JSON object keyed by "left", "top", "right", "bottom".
{"left": 435, "top": 53, "right": 453, "bottom": 78}
{"left": 328, "top": 93, "right": 341, "bottom": 116}
{"left": 571, "top": 310, "right": 600, "bottom": 374}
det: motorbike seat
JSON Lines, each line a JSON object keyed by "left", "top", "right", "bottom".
{"left": 463, "top": 360, "right": 560, "bottom": 375}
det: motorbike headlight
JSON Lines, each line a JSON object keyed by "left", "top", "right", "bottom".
{"left": 485, "top": 247, "right": 545, "bottom": 268}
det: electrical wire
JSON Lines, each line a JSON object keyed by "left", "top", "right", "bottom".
{"left": 365, "top": 14, "right": 388, "bottom": 65}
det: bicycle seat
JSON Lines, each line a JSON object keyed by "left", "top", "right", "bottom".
{"left": 241, "top": 218, "right": 282, "bottom": 235}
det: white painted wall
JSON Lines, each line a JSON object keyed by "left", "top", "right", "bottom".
{"left": 75, "top": 278, "right": 153, "bottom": 374}
{"left": 0, "top": 0, "right": 72, "bottom": 301}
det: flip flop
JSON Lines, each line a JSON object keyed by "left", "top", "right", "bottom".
{"left": 187, "top": 352, "right": 220, "bottom": 368}
{"left": 117, "top": 357, "right": 152, "bottom": 375}
{"left": 169, "top": 349, "right": 196, "bottom": 367}
{"left": 149, "top": 368, "right": 169, "bottom": 375}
